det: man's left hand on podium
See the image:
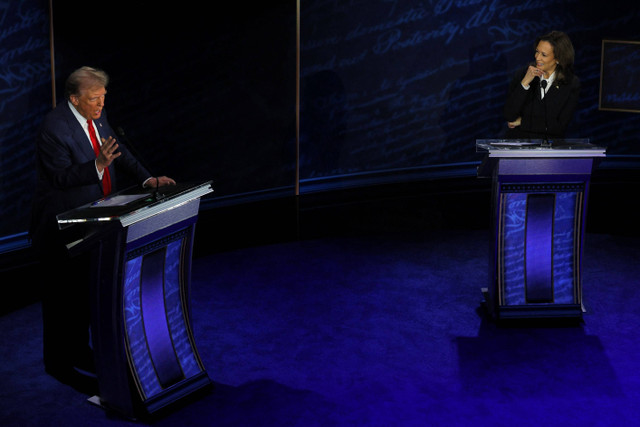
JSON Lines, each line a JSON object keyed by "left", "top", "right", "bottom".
{"left": 144, "top": 176, "right": 177, "bottom": 188}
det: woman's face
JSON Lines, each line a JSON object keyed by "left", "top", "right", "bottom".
{"left": 534, "top": 40, "right": 557, "bottom": 78}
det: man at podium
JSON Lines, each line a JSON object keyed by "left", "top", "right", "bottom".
{"left": 30, "top": 66, "right": 175, "bottom": 392}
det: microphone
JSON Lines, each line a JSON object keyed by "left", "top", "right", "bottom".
{"left": 115, "top": 127, "right": 149, "bottom": 169}
{"left": 540, "top": 80, "right": 549, "bottom": 145}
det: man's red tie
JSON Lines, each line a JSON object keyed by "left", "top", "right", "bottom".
{"left": 87, "top": 120, "right": 111, "bottom": 195}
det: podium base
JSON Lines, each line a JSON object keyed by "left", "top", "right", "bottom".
{"left": 86, "top": 396, "right": 139, "bottom": 422}
{"left": 481, "top": 288, "right": 584, "bottom": 321}
{"left": 86, "top": 371, "right": 212, "bottom": 420}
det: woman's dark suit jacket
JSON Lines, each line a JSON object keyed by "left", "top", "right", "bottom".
{"left": 504, "top": 66, "right": 580, "bottom": 139}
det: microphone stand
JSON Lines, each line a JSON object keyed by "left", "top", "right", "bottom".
{"left": 540, "top": 80, "right": 550, "bottom": 146}
{"left": 115, "top": 126, "right": 163, "bottom": 200}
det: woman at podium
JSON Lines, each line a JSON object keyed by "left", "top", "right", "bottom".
{"left": 504, "top": 31, "right": 580, "bottom": 139}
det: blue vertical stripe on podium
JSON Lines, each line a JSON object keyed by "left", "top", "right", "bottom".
{"left": 164, "top": 240, "right": 201, "bottom": 378}
{"left": 502, "top": 193, "right": 527, "bottom": 306}
{"left": 552, "top": 191, "right": 578, "bottom": 304}
{"left": 124, "top": 256, "right": 163, "bottom": 398}
{"left": 525, "top": 194, "right": 555, "bottom": 302}
{"left": 140, "top": 248, "right": 184, "bottom": 388}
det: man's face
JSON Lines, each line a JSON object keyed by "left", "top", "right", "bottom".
{"left": 70, "top": 86, "right": 106, "bottom": 121}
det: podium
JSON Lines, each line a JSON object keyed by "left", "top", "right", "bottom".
{"left": 57, "top": 181, "right": 213, "bottom": 419}
{"left": 476, "top": 140, "right": 606, "bottom": 320}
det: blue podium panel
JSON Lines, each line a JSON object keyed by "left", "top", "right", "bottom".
{"left": 499, "top": 185, "right": 582, "bottom": 308}
{"left": 58, "top": 182, "right": 213, "bottom": 418}
{"left": 476, "top": 140, "right": 605, "bottom": 320}
{"left": 123, "top": 219, "right": 208, "bottom": 412}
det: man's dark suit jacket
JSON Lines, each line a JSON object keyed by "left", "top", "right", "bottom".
{"left": 31, "top": 101, "right": 150, "bottom": 251}
{"left": 504, "top": 66, "right": 580, "bottom": 139}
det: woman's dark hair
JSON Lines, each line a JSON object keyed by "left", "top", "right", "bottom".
{"left": 536, "top": 31, "right": 575, "bottom": 84}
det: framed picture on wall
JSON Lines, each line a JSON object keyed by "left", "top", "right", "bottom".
{"left": 599, "top": 39, "right": 640, "bottom": 113}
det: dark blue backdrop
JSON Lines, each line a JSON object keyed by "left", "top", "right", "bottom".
{"left": 0, "top": 0, "right": 50, "bottom": 240}
{"left": 299, "top": 0, "right": 640, "bottom": 188}
{"left": 1, "top": 0, "right": 640, "bottom": 246}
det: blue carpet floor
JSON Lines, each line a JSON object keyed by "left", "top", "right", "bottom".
{"left": 1, "top": 229, "right": 640, "bottom": 426}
